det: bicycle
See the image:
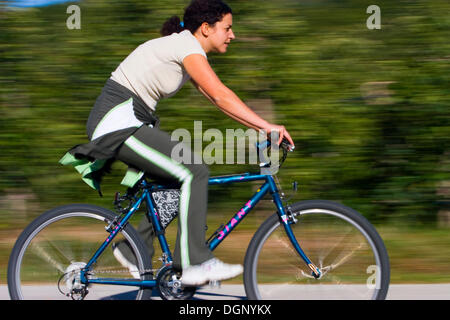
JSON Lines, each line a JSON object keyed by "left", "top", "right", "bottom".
{"left": 7, "top": 139, "right": 390, "bottom": 300}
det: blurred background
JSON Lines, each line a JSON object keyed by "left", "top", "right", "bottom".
{"left": 1, "top": 0, "right": 449, "bottom": 286}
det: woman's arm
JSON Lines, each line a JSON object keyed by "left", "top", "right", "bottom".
{"left": 184, "top": 54, "right": 294, "bottom": 147}
{"left": 190, "top": 78, "right": 262, "bottom": 130}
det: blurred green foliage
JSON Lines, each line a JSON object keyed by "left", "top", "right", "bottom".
{"left": 0, "top": 0, "right": 449, "bottom": 228}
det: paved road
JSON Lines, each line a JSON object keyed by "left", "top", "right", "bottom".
{"left": 1, "top": 284, "right": 449, "bottom": 300}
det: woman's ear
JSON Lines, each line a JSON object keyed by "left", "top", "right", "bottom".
{"left": 199, "top": 22, "right": 211, "bottom": 37}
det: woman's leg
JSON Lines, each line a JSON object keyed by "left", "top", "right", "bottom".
{"left": 112, "top": 213, "right": 156, "bottom": 275}
{"left": 116, "top": 125, "right": 214, "bottom": 270}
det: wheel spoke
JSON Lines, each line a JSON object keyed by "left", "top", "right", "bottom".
{"left": 29, "top": 241, "right": 66, "bottom": 273}
{"left": 327, "top": 242, "right": 364, "bottom": 271}
{"left": 315, "top": 225, "right": 353, "bottom": 264}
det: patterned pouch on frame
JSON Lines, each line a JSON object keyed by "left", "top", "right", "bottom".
{"left": 151, "top": 189, "right": 180, "bottom": 228}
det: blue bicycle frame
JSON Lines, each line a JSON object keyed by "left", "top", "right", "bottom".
{"left": 80, "top": 172, "right": 320, "bottom": 287}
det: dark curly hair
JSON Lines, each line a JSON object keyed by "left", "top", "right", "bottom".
{"left": 161, "top": 0, "right": 232, "bottom": 36}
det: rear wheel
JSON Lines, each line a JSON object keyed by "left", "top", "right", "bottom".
{"left": 8, "top": 204, "right": 153, "bottom": 300}
{"left": 244, "top": 200, "right": 390, "bottom": 300}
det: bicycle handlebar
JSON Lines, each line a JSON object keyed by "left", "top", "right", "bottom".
{"left": 280, "top": 138, "right": 295, "bottom": 152}
{"left": 255, "top": 138, "right": 295, "bottom": 171}
{"left": 256, "top": 138, "right": 295, "bottom": 152}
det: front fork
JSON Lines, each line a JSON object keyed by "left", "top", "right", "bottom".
{"left": 281, "top": 206, "right": 322, "bottom": 279}
{"left": 269, "top": 175, "right": 321, "bottom": 279}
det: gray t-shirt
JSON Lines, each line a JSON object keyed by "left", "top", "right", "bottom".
{"left": 111, "top": 30, "right": 207, "bottom": 111}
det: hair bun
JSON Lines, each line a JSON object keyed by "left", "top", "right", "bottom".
{"left": 161, "top": 15, "right": 185, "bottom": 36}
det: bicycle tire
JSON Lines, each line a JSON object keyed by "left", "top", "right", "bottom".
{"left": 243, "top": 200, "right": 390, "bottom": 300}
{"left": 8, "top": 204, "right": 153, "bottom": 300}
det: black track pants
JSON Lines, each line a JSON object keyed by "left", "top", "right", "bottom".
{"left": 114, "top": 125, "right": 214, "bottom": 270}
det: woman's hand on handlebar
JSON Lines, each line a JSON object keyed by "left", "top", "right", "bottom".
{"left": 264, "top": 123, "right": 295, "bottom": 151}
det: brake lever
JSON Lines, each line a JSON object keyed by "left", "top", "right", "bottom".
{"left": 280, "top": 139, "right": 295, "bottom": 152}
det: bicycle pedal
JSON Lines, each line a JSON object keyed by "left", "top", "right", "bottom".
{"left": 209, "top": 280, "right": 221, "bottom": 288}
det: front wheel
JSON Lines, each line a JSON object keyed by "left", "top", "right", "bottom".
{"left": 244, "top": 200, "right": 390, "bottom": 300}
{"left": 8, "top": 204, "right": 153, "bottom": 300}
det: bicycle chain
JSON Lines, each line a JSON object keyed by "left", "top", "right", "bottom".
{"left": 89, "top": 255, "right": 170, "bottom": 276}
{"left": 88, "top": 267, "right": 157, "bottom": 275}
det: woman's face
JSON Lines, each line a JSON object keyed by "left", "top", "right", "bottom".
{"left": 207, "top": 13, "right": 235, "bottom": 53}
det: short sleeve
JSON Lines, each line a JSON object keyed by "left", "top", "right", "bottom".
{"left": 174, "top": 31, "right": 207, "bottom": 63}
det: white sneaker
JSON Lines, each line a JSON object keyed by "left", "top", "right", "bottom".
{"left": 181, "top": 258, "right": 243, "bottom": 286}
{"left": 112, "top": 244, "right": 140, "bottom": 279}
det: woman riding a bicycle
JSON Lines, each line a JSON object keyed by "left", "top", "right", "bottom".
{"left": 60, "top": 0, "right": 294, "bottom": 286}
